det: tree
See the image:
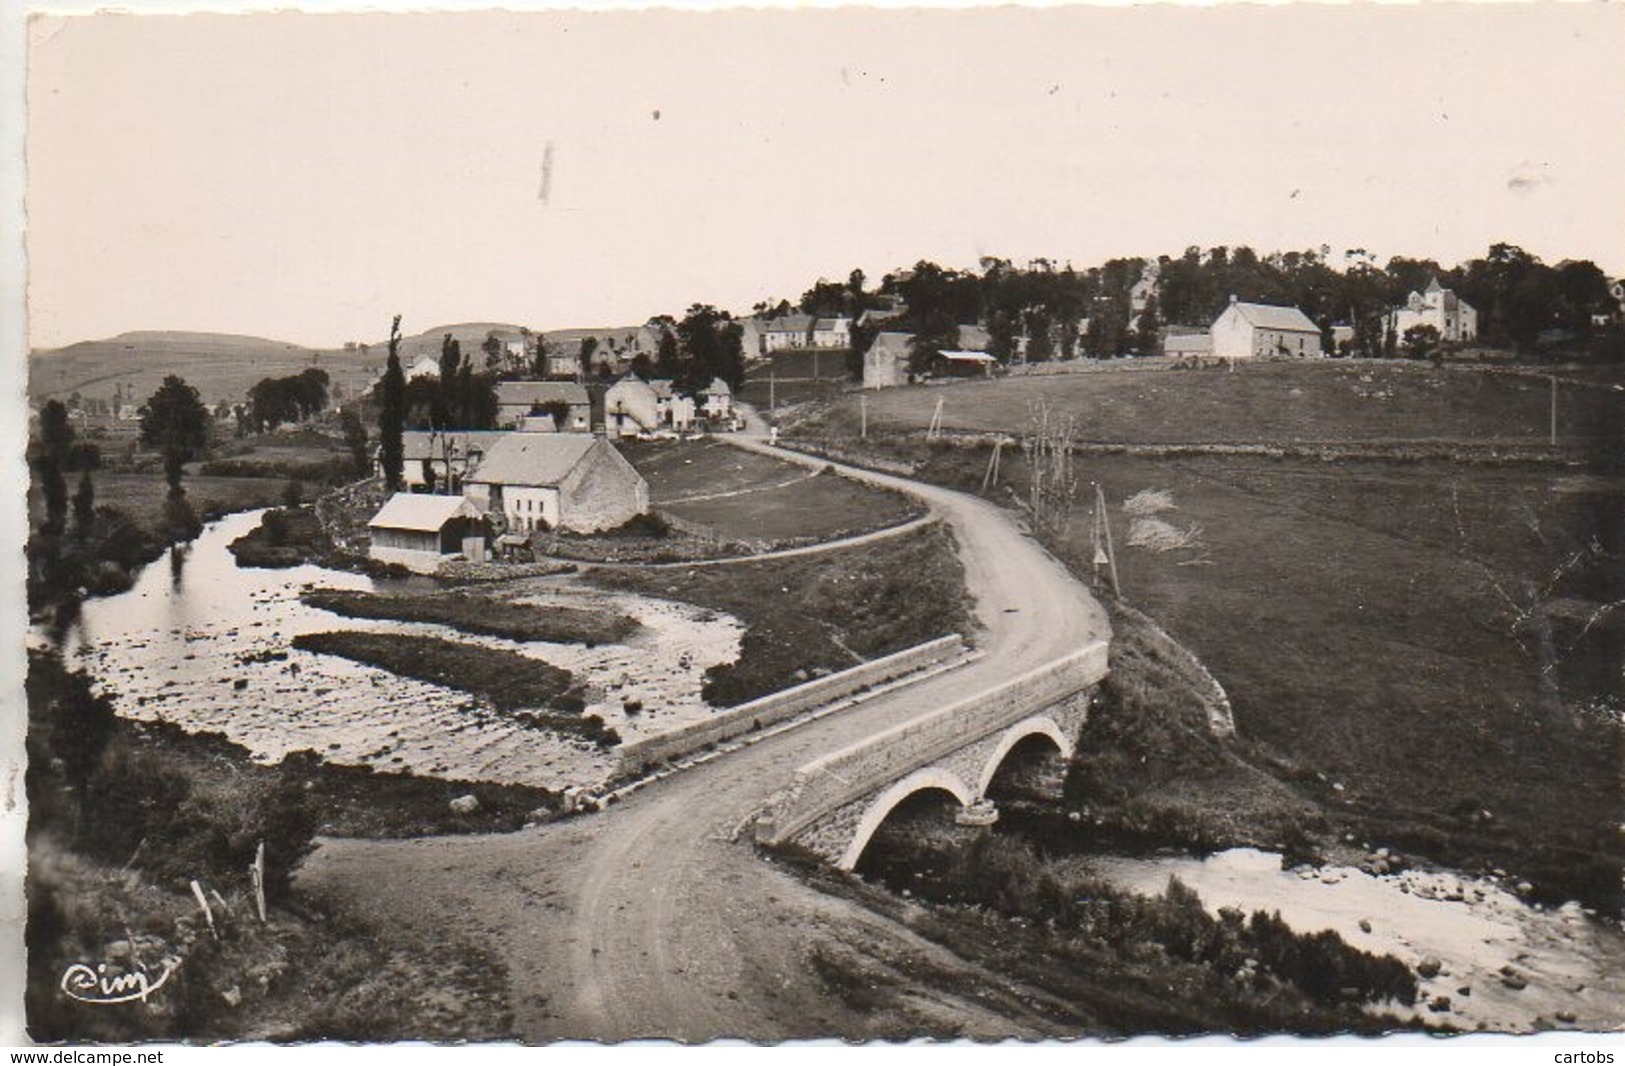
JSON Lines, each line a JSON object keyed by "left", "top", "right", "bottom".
{"left": 340, "top": 408, "right": 370, "bottom": 477}
{"left": 579, "top": 337, "right": 599, "bottom": 380}
{"left": 34, "top": 400, "right": 72, "bottom": 537}
{"left": 71, "top": 471, "right": 94, "bottom": 542}
{"left": 655, "top": 328, "right": 681, "bottom": 379}
{"left": 1402, "top": 323, "right": 1441, "bottom": 360}
{"left": 379, "top": 316, "right": 406, "bottom": 493}
{"left": 139, "top": 375, "right": 210, "bottom": 497}
{"left": 531, "top": 334, "right": 549, "bottom": 378}
{"left": 1135, "top": 295, "right": 1160, "bottom": 355}
{"left": 482, "top": 332, "right": 504, "bottom": 371}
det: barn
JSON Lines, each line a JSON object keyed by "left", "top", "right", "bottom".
{"left": 366, "top": 493, "right": 490, "bottom": 573}
{"left": 462, "top": 434, "right": 649, "bottom": 535}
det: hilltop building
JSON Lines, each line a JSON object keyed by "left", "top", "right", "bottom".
{"left": 1384, "top": 277, "right": 1478, "bottom": 344}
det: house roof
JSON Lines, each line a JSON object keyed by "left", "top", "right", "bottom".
{"left": 399, "top": 430, "right": 511, "bottom": 463}
{"left": 811, "top": 317, "right": 850, "bottom": 332}
{"left": 464, "top": 433, "right": 600, "bottom": 487}
{"left": 764, "top": 314, "right": 814, "bottom": 334}
{"left": 647, "top": 378, "right": 675, "bottom": 399}
{"left": 368, "top": 492, "right": 482, "bottom": 532}
{"left": 495, "top": 381, "right": 590, "bottom": 408}
{"left": 700, "top": 377, "right": 733, "bottom": 396}
{"left": 1227, "top": 301, "right": 1320, "bottom": 333}
{"left": 938, "top": 350, "right": 997, "bottom": 363}
{"left": 866, "top": 332, "right": 914, "bottom": 360}
{"left": 1165, "top": 333, "right": 1212, "bottom": 353}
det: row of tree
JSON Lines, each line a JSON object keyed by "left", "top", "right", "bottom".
{"left": 242, "top": 367, "right": 331, "bottom": 434}
{"left": 780, "top": 244, "right": 1619, "bottom": 372}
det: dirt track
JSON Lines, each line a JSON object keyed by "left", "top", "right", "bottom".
{"left": 296, "top": 423, "right": 1111, "bottom": 1041}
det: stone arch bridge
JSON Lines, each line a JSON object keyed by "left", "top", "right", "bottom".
{"left": 754, "top": 640, "right": 1109, "bottom": 869}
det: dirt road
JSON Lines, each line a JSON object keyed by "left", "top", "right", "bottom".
{"left": 297, "top": 424, "right": 1110, "bottom": 1041}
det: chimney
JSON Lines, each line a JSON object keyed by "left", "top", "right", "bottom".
{"left": 1229, "top": 294, "right": 1239, "bottom": 304}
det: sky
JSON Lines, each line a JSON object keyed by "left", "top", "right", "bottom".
{"left": 21, "top": 3, "right": 1625, "bottom": 350}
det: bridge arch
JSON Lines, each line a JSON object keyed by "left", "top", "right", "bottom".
{"left": 974, "top": 714, "right": 1073, "bottom": 799}
{"left": 836, "top": 767, "right": 974, "bottom": 871}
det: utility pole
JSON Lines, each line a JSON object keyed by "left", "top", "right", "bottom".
{"left": 927, "top": 396, "right": 944, "bottom": 440}
{"left": 860, "top": 394, "right": 868, "bottom": 439}
{"left": 1550, "top": 375, "right": 1558, "bottom": 446}
{"left": 769, "top": 372, "right": 776, "bottom": 412}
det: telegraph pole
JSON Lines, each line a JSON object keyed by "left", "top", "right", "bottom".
{"left": 769, "top": 372, "right": 776, "bottom": 412}
{"left": 860, "top": 395, "right": 868, "bottom": 439}
{"left": 1094, "top": 482, "right": 1121, "bottom": 599}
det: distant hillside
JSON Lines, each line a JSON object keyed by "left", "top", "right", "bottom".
{"left": 30, "top": 321, "right": 655, "bottom": 408}
{"left": 28, "top": 331, "right": 376, "bottom": 408}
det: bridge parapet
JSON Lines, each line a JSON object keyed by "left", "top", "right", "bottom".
{"left": 755, "top": 639, "right": 1108, "bottom": 855}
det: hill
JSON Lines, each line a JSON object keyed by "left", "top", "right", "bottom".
{"left": 28, "top": 331, "right": 373, "bottom": 409}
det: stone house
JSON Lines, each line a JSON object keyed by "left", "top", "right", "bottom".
{"left": 810, "top": 316, "right": 852, "bottom": 348}
{"left": 863, "top": 332, "right": 914, "bottom": 390}
{"left": 604, "top": 374, "right": 662, "bottom": 437}
{"left": 367, "top": 493, "right": 490, "bottom": 573}
{"left": 494, "top": 381, "right": 592, "bottom": 433}
{"left": 698, "top": 377, "right": 734, "bottom": 420}
{"left": 762, "top": 314, "right": 816, "bottom": 352}
{"left": 462, "top": 434, "right": 649, "bottom": 535}
{"left": 390, "top": 430, "right": 510, "bottom": 492}
{"left": 1210, "top": 297, "right": 1323, "bottom": 359}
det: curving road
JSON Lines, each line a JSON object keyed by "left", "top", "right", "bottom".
{"left": 297, "top": 414, "right": 1111, "bottom": 1041}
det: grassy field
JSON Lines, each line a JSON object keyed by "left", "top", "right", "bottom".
{"left": 585, "top": 522, "right": 973, "bottom": 706}
{"left": 782, "top": 362, "right": 1624, "bottom": 910}
{"left": 795, "top": 360, "right": 1625, "bottom": 447}
{"left": 622, "top": 438, "right": 924, "bottom": 546}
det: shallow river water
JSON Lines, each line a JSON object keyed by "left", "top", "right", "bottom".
{"left": 59, "top": 509, "right": 743, "bottom": 790}
{"left": 1067, "top": 847, "right": 1625, "bottom": 1033}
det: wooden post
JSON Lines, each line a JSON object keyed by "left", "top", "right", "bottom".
{"left": 769, "top": 372, "right": 776, "bottom": 411}
{"left": 252, "top": 841, "right": 267, "bottom": 924}
{"left": 1095, "top": 482, "right": 1121, "bottom": 599}
{"left": 860, "top": 395, "right": 868, "bottom": 439}
{"left": 191, "top": 879, "right": 218, "bottom": 940}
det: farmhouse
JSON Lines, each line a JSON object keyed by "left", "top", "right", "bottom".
{"left": 1384, "top": 276, "right": 1478, "bottom": 344}
{"left": 604, "top": 374, "right": 662, "bottom": 436}
{"left": 762, "top": 314, "right": 815, "bottom": 352}
{"left": 462, "top": 434, "right": 649, "bottom": 535}
{"left": 392, "top": 430, "right": 510, "bottom": 491}
{"left": 863, "top": 332, "right": 913, "bottom": 389}
{"left": 494, "top": 381, "right": 592, "bottom": 432}
{"left": 811, "top": 316, "right": 852, "bottom": 348}
{"left": 367, "top": 493, "right": 489, "bottom": 573}
{"left": 1210, "top": 297, "right": 1323, "bottom": 359}
{"left": 699, "top": 377, "right": 734, "bottom": 420}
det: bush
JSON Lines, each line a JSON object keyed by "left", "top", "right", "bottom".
{"left": 598, "top": 511, "right": 671, "bottom": 539}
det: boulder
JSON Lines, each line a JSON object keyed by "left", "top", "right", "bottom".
{"left": 1416, "top": 956, "right": 1443, "bottom": 979}
{"left": 449, "top": 794, "right": 480, "bottom": 815}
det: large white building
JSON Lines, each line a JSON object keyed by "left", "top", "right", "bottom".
{"left": 1210, "top": 298, "right": 1323, "bottom": 359}
{"left": 862, "top": 332, "right": 914, "bottom": 389}
{"left": 461, "top": 434, "right": 649, "bottom": 535}
{"left": 1384, "top": 277, "right": 1478, "bottom": 344}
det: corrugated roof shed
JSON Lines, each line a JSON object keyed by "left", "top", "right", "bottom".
{"left": 368, "top": 493, "right": 483, "bottom": 532}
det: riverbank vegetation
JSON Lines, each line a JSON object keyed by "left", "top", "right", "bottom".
{"left": 289, "top": 631, "right": 617, "bottom": 746}
{"left": 25, "top": 648, "right": 526, "bottom": 1041}
{"left": 302, "top": 588, "right": 638, "bottom": 645}
{"left": 585, "top": 522, "right": 973, "bottom": 706}
{"left": 782, "top": 835, "right": 1420, "bottom": 1037}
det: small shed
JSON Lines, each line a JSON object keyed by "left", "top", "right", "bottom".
{"left": 367, "top": 493, "right": 489, "bottom": 573}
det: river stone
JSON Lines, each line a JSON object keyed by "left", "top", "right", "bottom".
{"left": 449, "top": 794, "right": 480, "bottom": 814}
{"left": 1428, "top": 996, "right": 1452, "bottom": 1014}
{"left": 1416, "top": 957, "right": 1443, "bottom": 978}
{"left": 1501, "top": 972, "right": 1528, "bottom": 991}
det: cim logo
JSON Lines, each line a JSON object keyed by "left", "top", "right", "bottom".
{"left": 60, "top": 959, "right": 177, "bottom": 1005}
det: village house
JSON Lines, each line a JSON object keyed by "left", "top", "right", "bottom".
{"left": 390, "top": 430, "right": 510, "bottom": 492}
{"left": 737, "top": 318, "right": 766, "bottom": 362}
{"left": 810, "top": 316, "right": 852, "bottom": 348}
{"left": 863, "top": 332, "right": 914, "bottom": 389}
{"left": 604, "top": 374, "right": 662, "bottom": 437}
{"left": 698, "top": 377, "right": 734, "bottom": 420}
{"left": 461, "top": 434, "right": 649, "bottom": 535}
{"left": 762, "top": 314, "right": 816, "bottom": 352}
{"left": 406, "top": 354, "right": 443, "bottom": 381}
{"left": 367, "top": 493, "right": 490, "bottom": 573}
{"left": 668, "top": 393, "right": 696, "bottom": 433}
{"left": 1384, "top": 276, "right": 1478, "bottom": 344}
{"left": 1210, "top": 297, "right": 1324, "bottom": 359}
{"left": 494, "top": 381, "right": 592, "bottom": 433}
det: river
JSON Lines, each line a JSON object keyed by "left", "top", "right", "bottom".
{"left": 57, "top": 509, "right": 744, "bottom": 790}
{"left": 1065, "top": 847, "right": 1625, "bottom": 1033}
